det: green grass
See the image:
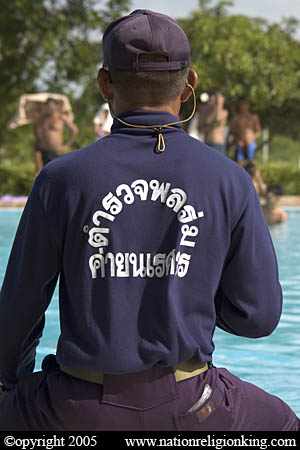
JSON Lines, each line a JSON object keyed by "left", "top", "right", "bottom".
{"left": 256, "top": 135, "right": 300, "bottom": 166}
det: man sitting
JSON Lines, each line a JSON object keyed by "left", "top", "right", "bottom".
{"left": 262, "top": 185, "right": 288, "bottom": 226}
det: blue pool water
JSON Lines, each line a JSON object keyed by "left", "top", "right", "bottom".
{"left": 1, "top": 207, "right": 300, "bottom": 416}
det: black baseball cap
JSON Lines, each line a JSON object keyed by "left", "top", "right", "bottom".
{"left": 102, "top": 9, "right": 190, "bottom": 72}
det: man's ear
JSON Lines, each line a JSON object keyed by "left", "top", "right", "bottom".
{"left": 97, "top": 68, "right": 114, "bottom": 102}
{"left": 180, "top": 69, "right": 198, "bottom": 103}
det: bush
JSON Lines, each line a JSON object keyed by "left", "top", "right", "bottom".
{"left": 259, "top": 162, "right": 300, "bottom": 195}
{"left": 0, "top": 163, "right": 35, "bottom": 196}
{"left": 1, "top": 159, "right": 300, "bottom": 197}
{"left": 255, "top": 135, "right": 300, "bottom": 165}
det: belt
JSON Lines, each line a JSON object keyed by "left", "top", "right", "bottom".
{"left": 60, "top": 359, "right": 209, "bottom": 384}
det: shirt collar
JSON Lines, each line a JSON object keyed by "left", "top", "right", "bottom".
{"left": 111, "top": 109, "right": 183, "bottom": 133}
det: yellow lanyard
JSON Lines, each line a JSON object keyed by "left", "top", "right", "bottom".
{"left": 115, "top": 84, "right": 196, "bottom": 153}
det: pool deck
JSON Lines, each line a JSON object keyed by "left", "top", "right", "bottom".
{"left": 1, "top": 196, "right": 300, "bottom": 208}
{"left": 0, "top": 202, "right": 28, "bottom": 208}
{"left": 279, "top": 196, "right": 300, "bottom": 206}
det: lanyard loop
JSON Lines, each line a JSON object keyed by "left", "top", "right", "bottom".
{"left": 153, "top": 128, "right": 166, "bottom": 153}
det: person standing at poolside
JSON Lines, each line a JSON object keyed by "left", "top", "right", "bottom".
{"left": 34, "top": 98, "right": 78, "bottom": 173}
{"left": 0, "top": 10, "right": 299, "bottom": 431}
{"left": 244, "top": 161, "right": 267, "bottom": 202}
{"left": 197, "top": 91, "right": 228, "bottom": 155}
{"left": 230, "top": 99, "right": 261, "bottom": 165}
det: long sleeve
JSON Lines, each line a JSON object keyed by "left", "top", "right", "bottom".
{"left": 0, "top": 181, "right": 61, "bottom": 389}
{"left": 215, "top": 184, "right": 282, "bottom": 338}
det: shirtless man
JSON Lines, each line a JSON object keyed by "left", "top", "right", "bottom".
{"left": 230, "top": 99, "right": 261, "bottom": 165}
{"left": 262, "top": 185, "right": 288, "bottom": 226}
{"left": 34, "top": 98, "right": 78, "bottom": 173}
{"left": 197, "top": 92, "right": 228, "bottom": 155}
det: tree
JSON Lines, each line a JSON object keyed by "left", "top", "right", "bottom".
{"left": 0, "top": 0, "right": 131, "bottom": 148}
{"left": 179, "top": 0, "right": 300, "bottom": 140}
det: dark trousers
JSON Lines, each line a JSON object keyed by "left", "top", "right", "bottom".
{"left": 205, "top": 142, "right": 226, "bottom": 156}
{"left": 0, "top": 358, "right": 299, "bottom": 431}
{"left": 35, "top": 148, "right": 59, "bottom": 166}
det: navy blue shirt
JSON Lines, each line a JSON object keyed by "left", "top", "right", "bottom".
{"left": 0, "top": 111, "right": 282, "bottom": 388}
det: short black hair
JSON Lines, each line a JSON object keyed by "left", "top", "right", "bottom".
{"left": 238, "top": 97, "right": 249, "bottom": 104}
{"left": 267, "top": 184, "right": 284, "bottom": 196}
{"left": 108, "top": 54, "right": 189, "bottom": 107}
{"left": 208, "top": 90, "right": 223, "bottom": 96}
{"left": 46, "top": 98, "right": 60, "bottom": 105}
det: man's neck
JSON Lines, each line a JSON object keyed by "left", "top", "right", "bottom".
{"left": 110, "top": 98, "right": 181, "bottom": 118}
{"left": 135, "top": 105, "right": 177, "bottom": 114}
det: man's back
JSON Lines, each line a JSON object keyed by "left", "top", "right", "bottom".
{"left": 263, "top": 205, "right": 287, "bottom": 225}
{"left": 0, "top": 9, "right": 298, "bottom": 432}
{"left": 23, "top": 110, "right": 281, "bottom": 374}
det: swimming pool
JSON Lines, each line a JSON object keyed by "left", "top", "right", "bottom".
{"left": 1, "top": 207, "right": 300, "bottom": 416}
